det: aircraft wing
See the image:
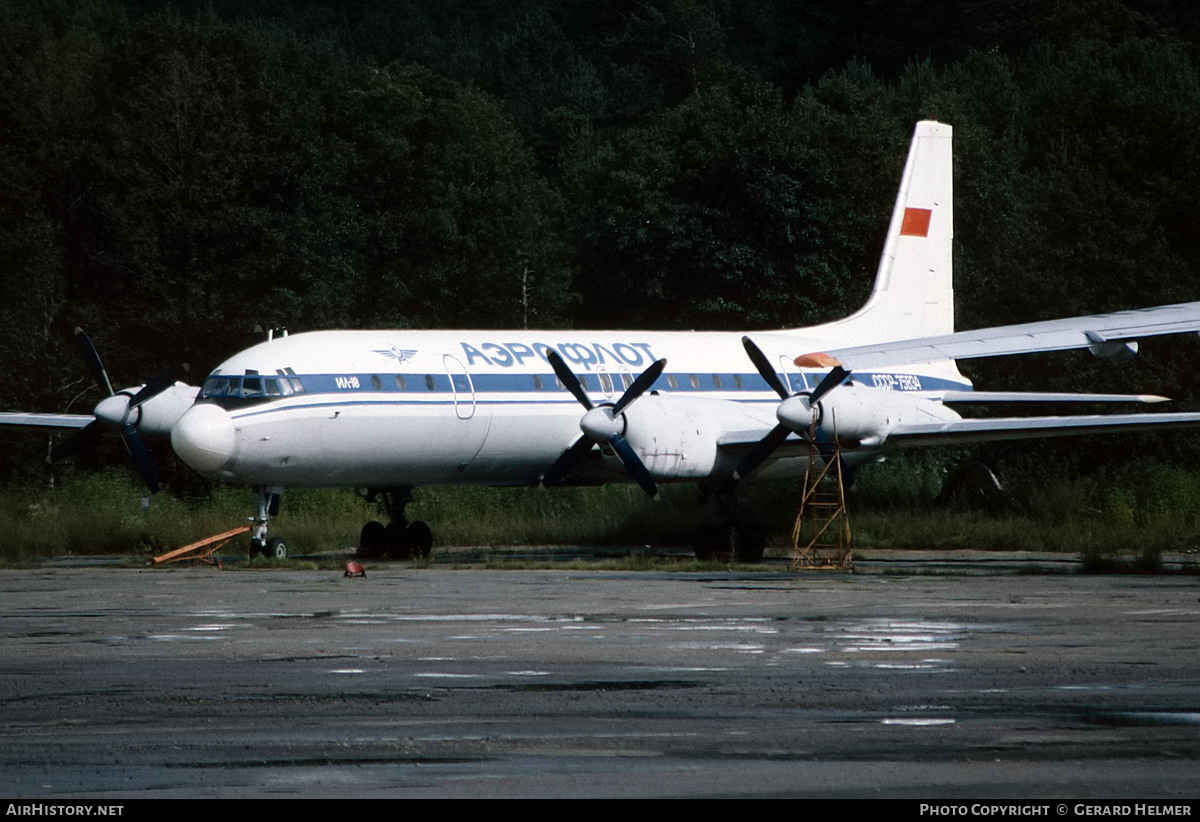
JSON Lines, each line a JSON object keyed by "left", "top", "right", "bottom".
{"left": 939, "top": 391, "right": 1169, "bottom": 404}
{"left": 795, "top": 301, "right": 1200, "bottom": 370}
{"left": 0, "top": 412, "right": 93, "bottom": 431}
{"left": 882, "top": 411, "right": 1200, "bottom": 450}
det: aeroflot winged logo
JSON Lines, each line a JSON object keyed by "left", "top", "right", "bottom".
{"left": 373, "top": 346, "right": 420, "bottom": 363}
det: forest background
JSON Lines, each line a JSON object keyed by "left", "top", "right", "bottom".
{"left": 2, "top": 0, "right": 1200, "bottom": 547}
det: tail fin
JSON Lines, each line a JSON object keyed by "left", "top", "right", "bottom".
{"left": 807, "top": 121, "right": 954, "bottom": 342}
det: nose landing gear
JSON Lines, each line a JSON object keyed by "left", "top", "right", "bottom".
{"left": 247, "top": 486, "right": 288, "bottom": 560}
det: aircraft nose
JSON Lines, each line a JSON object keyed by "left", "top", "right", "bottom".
{"left": 171, "top": 403, "right": 237, "bottom": 474}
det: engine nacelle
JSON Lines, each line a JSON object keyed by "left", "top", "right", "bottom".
{"left": 118, "top": 383, "right": 201, "bottom": 437}
{"left": 778, "top": 384, "right": 958, "bottom": 448}
{"left": 620, "top": 393, "right": 773, "bottom": 480}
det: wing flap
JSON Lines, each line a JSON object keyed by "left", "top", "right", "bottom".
{"left": 883, "top": 412, "right": 1200, "bottom": 449}
{"left": 940, "top": 391, "right": 1169, "bottom": 404}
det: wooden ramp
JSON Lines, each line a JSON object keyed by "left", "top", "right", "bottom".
{"left": 146, "top": 526, "right": 251, "bottom": 568}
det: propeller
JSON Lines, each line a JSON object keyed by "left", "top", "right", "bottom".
{"left": 541, "top": 350, "right": 667, "bottom": 499}
{"left": 734, "top": 336, "right": 849, "bottom": 480}
{"left": 50, "top": 328, "right": 185, "bottom": 493}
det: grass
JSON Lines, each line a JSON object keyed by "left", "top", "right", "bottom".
{"left": 3, "top": 456, "right": 1200, "bottom": 567}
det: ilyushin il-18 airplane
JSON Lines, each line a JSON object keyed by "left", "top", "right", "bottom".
{"left": 5, "top": 121, "right": 1200, "bottom": 561}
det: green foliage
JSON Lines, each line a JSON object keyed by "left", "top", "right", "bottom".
{"left": 5, "top": 465, "right": 1200, "bottom": 565}
{"left": 4, "top": 0, "right": 1200, "bottom": 506}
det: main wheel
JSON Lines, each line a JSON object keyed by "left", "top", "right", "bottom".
{"left": 407, "top": 521, "right": 433, "bottom": 558}
{"left": 359, "top": 520, "right": 386, "bottom": 558}
{"left": 384, "top": 520, "right": 412, "bottom": 559}
{"left": 734, "top": 527, "right": 765, "bottom": 563}
{"left": 693, "top": 523, "right": 734, "bottom": 560}
{"left": 693, "top": 524, "right": 718, "bottom": 560}
{"left": 266, "top": 536, "right": 288, "bottom": 560}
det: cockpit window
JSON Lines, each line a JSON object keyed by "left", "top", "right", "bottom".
{"left": 200, "top": 369, "right": 304, "bottom": 409}
{"left": 242, "top": 376, "right": 262, "bottom": 397}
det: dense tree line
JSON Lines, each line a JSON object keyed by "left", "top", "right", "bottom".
{"left": 3, "top": 0, "right": 1200, "bottom": 482}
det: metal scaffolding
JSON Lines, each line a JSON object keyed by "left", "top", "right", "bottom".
{"left": 791, "top": 422, "right": 852, "bottom": 570}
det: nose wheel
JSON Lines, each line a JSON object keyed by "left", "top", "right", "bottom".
{"left": 251, "top": 536, "right": 289, "bottom": 560}
{"left": 247, "top": 487, "right": 288, "bottom": 559}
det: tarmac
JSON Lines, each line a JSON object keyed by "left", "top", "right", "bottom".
{"left": 1, "top": 550, "right": 1198, "bottom": 798}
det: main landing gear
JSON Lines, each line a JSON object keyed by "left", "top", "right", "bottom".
{"left": 692, "top": 483, "right": 765, "bottom": 563}
{"left": 247, "top": 486, "right": 289, "bottom": 560}
{"left": 358, "top": 487, "right": 433, "bottom": 559}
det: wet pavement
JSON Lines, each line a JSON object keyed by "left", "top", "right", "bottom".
{"left": 1, "top": 562, "right": 1198, "bottom": 798}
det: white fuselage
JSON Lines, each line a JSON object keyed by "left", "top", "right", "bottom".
{"left": 167, "top": 121, "right": 968, "bottom": 492}
{"left": 169, "top": 328, "right": 969, "bottom": 489}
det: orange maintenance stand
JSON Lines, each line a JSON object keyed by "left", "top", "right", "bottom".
{"left": 146, "top": 526, "right": 251, "bottom": 568}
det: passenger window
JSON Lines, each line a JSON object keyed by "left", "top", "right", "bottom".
{"left": 371, "top": 375, "right": 382, "bottom": 391}
{"left": 424, "top": 374, "right": 436, "bottom": 391}
{"left": 395, "top": 375, "right": 407, "bottom": 391}
{"left": 712, "top": 374, "right": 722, "bottom": 389}
{"left": 689, "top": 374, "right": 700, "bottom": 389}
{"left": 533, "top": 375, "right": 544, "bottom": 390}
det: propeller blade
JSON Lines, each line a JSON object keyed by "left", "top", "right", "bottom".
{"left": 611, "top": 358, "right": 666, "bottom": 416}
{"left": 129, "top": 364, "right": 187, "bottom": 408}
{"left": 541, "top": 435, "right": 595, "bottom": 488}
{"left": 809, "top": 365, "right": 850, "bottom": 405}
{"left": 120, "top": 423, "right": 160, "bottom": 493}
{"left": 73, "top": 328, "right": 114, "bottom": 396}
{"left": 733, "top": 423, "right": 794, "bottom": 480}
{"left": 60, "top": 328, "right": 169, "bottom": 493}
{"left": 546, "top": 350, "right": 594, "bottom": 411}
{"left": 742, "top": 337, "right": 789, "bottom": 399}
{"left": 49, "top": 420, "right": 103, "bottom": 463}
{"left": 541, "top": 355, "right": 666, "bottom": 496}
{"left": 609, "top": 433, "right": 660, "bottom": 499}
